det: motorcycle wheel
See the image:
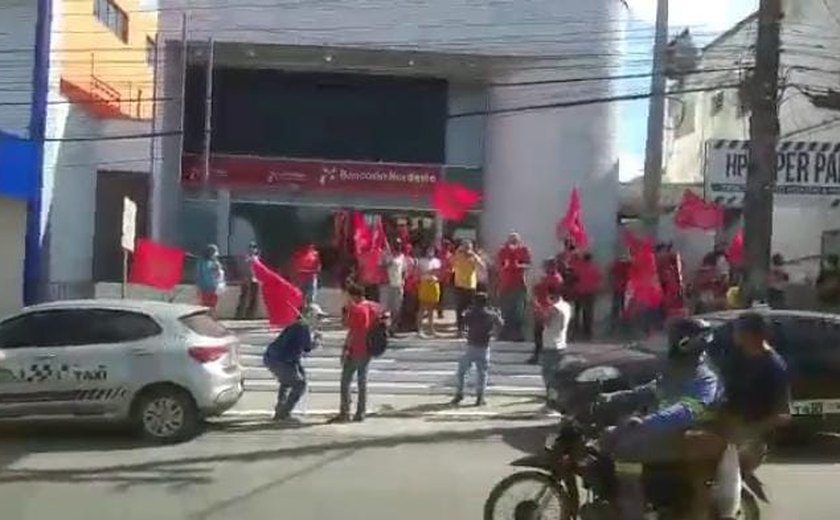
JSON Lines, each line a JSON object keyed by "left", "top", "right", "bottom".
{"left": 483, "top": 470, "right": 574, "bottom": 520}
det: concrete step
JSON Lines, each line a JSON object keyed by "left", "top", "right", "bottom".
{"left": 244, "top": 380, "right": 541, "bottom": 397}
{"left": 242, "top": 366, "right": 544, "bottom": 387}
{"left": 239, "top": 354, "right": 543, "bottom": 375}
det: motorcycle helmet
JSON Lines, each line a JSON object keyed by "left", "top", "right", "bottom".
{"left": 667, "top": 317, "right": 713, "bottom": 363}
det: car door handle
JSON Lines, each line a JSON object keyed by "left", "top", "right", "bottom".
{"left": 131, "top": 348, "right": 153, "bottom": 357}
{"left": 35, "top": 354, "right": 56, "bottom": 360}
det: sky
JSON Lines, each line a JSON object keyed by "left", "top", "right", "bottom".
{"left": 619, "top": 0, "right": 759, "bottom": 181}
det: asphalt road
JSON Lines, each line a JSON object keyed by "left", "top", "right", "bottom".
{"left": 1, "top": 417, "right": 840, "bottom": 520}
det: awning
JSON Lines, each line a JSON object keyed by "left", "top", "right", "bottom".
{"left": 0, "top": 129, "right": 36, "bottom": 200}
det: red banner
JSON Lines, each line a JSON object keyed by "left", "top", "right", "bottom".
{"left": 181, "top": 153, "right": 442, "bottom": 196}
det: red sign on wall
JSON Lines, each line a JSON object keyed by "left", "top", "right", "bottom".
{"left": 181, "top": 154, "right": 442, "bottom": 196}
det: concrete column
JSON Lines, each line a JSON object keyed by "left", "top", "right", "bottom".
{"left": 156, "top": 40, "right": 188, "bottom": 245}
{"left": 481, "top": 58, "right": 623, "bottom": 272}
{"left": 216, "top": 189, "right": 231, "bottom": 254}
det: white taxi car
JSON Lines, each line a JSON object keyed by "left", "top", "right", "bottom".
{"left": 0, "top": 299, "right": 243, "bottom": 443}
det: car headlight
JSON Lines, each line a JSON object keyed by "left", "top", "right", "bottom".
{"left": 545, "top": 432, "right": 559, "bottom": 450}
{"left": 575, "top": 366, "right": 620, "bottom": 383}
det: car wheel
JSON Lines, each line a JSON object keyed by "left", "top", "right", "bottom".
{"left": 133, "top": 387, "right": 198, "bottom": 444}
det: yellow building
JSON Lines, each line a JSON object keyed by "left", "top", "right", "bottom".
{"left": 58, "top": 0, "right": 157, "bottom": 120}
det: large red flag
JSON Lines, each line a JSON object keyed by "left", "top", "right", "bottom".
{"left": 624, "top": 231, "right": 663, "bottom": 311}
{"left": 726, "top": 229, "right": 744, "bottom": 268}
{"left": 251, "top": 258, "right": 303, "bottom": 328}
{"left": 129, "top": 239, "right": 186, "bottom": 291}
{"left": 431, "top": 181, "right": 481, "bottom": 221}
{"left": 370, "top": 215, "right": 388, "bottom": 252}
{"left": 674, "top": 190, "right": 724, "bottom": 231}
{"left": 557, "top": 188, "right": 589, "bottom": 249}
{"left": 351, "top": 211, "right": 372, "bottom": 256}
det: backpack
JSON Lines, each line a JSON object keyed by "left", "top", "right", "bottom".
{"left": 366, "top": 314, "right": 389, "bottom": 357}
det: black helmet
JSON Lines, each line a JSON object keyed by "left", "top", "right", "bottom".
{"left": 667, "top": 317, "right": 712, "bottom": 362}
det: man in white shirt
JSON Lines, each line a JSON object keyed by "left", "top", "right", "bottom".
{"left": 541, "top": 285, "right": 572, "bottom": 410}
{"left": 380, "top": 239, "right": 407, "bottom": 336}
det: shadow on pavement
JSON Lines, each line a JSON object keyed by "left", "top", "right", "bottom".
{"left": 0, "top": 421, "right": 549, "bottom": 489}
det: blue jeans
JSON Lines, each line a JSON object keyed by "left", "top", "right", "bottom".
{"left": 455, "top": 345, "right": 490, "bottom": 397}
{"left": 499, "top": 287, "right": 527, "bottom": 341}
{"left": 340, "top": 355, "right": 370, "bottom": 417}
{"left": 541, "top": 349, "right": 564, "bottom": 403}
{"left": 268, "top": 362, "right": 307, "bottom": 418}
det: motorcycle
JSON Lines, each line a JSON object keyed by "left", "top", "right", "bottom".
{"left": 484, "top": 383, "right": 767, "bottom": 519}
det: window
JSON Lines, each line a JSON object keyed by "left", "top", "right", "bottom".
{"left": 710, "top": 91, "right": 725, "bottom": 116}
{"left": 145, "top": 36, "right": 156, "bottom": 66}
{"left": 0, "top": 310, "right": 161, "bottom": 348}
{"left": 91, "top": 310, "right": 163, "bottom": 343}
{"left": 0, "top": 315, "right": 42, "bottom": 349}
{"left": 180, "top": 312, "right": 230, "bottom": 338}
{"left": 94, "top": 0, "right": 129, "bottom": 43}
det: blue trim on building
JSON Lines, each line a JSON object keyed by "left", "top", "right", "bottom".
{"left": 24, "top": 0, "right": 53, "bottom": 305}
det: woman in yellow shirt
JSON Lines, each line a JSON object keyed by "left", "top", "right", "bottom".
{"left": 452, "top": 240, "right": 486, "bottom": 337}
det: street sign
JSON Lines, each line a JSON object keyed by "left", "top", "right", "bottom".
{"left": 122, "top": 197, "right": 137, "bottom": 252}
{"left": 704, "top": 139, "right": 840, "bottom": 206}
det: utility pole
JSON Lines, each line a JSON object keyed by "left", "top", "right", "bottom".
{"left": 641, "top": 0, "right": 669, "bottom": 238}
{"left": 743, "top": 0, "right": 782, "bottom": 303}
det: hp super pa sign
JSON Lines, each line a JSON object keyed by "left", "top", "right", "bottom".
{"left": 704, "top": 140, "right": 840, "bottom": 206}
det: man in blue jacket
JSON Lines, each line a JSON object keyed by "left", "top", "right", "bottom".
{"left": 263, "top": 306, "right": 313, "bottom": 422}
{"left": 600, "top": 318, "right": 722, "bottom": 519}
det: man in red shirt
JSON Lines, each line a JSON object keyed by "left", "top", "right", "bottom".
{"left": 528, "top": 258, "right": 564, "bottom": 364}
{"left": 609, "top": 254, "right": 631, "bottom": 333}
{"left": 496, "top": 233, "right": 532, "bottom": 342}
{"left": 330, "top": 284, "right": 380, "bottom": 423}
{"left": 573, "top": 253, "right": 602, "bottom": 341}
{"left": 291, "top": 243, "right": 322, "bottom": 306}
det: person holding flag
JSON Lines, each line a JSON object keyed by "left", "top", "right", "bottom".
{"left": 496, "top": 233, "right": 532, "bottom": 342}
{"left": 290, "top": 242, "right": 321, "bottom": 306}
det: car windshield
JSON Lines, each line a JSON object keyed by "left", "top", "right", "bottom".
{"left": 180, "top": 311, "right": 231, "bottom": 338}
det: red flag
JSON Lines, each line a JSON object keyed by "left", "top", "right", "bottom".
{"left": 371, "top": 215, "right": 388, "bottom": 252}
{"left": 674, "top": 190, "right": 724, "bottom": 230}
{"left": 625, "top": 232, "right": 663, "bottom": 311}
{"left": 726, "top": 229, "right": 744, "bottom": 268}
{"left": 129, "top": 239, "right": 186, "bottom": 291}
{"left": 351, "top": 211, "right": 372, "bottom": 256}
{"left": 251, "top": 258, "right": 303, "bottom": 328}
{"left": 557, "top": 188, "right": 589, "bottom": 249}
{"left": 431, "top": 181, "right": 481, "bottom": 221}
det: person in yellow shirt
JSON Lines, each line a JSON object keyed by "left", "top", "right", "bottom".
{"left": 452, "top": 240, "right": 486, "bottom": 337}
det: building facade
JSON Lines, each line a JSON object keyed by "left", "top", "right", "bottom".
{"left": 36, "top": 0, "right": 158, "bottom": 299}
{"left": 155, "top": 0, "right": 624, "bottom": 273}
{"left": 664, "top": 1, "right": 840, "bottom": 277}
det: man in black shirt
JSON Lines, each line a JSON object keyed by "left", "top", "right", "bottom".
{"left": 451, "top": 293, "right": 503, "bottom": 407}
{"left": 713, "top": 312, "right": 790, "bottom": 520}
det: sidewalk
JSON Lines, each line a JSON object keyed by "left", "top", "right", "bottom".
{"left": 224, "top": 391, "right": 549, "bottom": 421}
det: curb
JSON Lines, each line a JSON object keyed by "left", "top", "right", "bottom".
{"left": 220, "top": 408, "right": 557, "bottom": 421}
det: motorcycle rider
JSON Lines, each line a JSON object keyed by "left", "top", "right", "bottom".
{"left": 708, "top": 311, "right": 791, "bottom": 520}
{"left": 599, "top": 317, "right": 721, "bottom": 520}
